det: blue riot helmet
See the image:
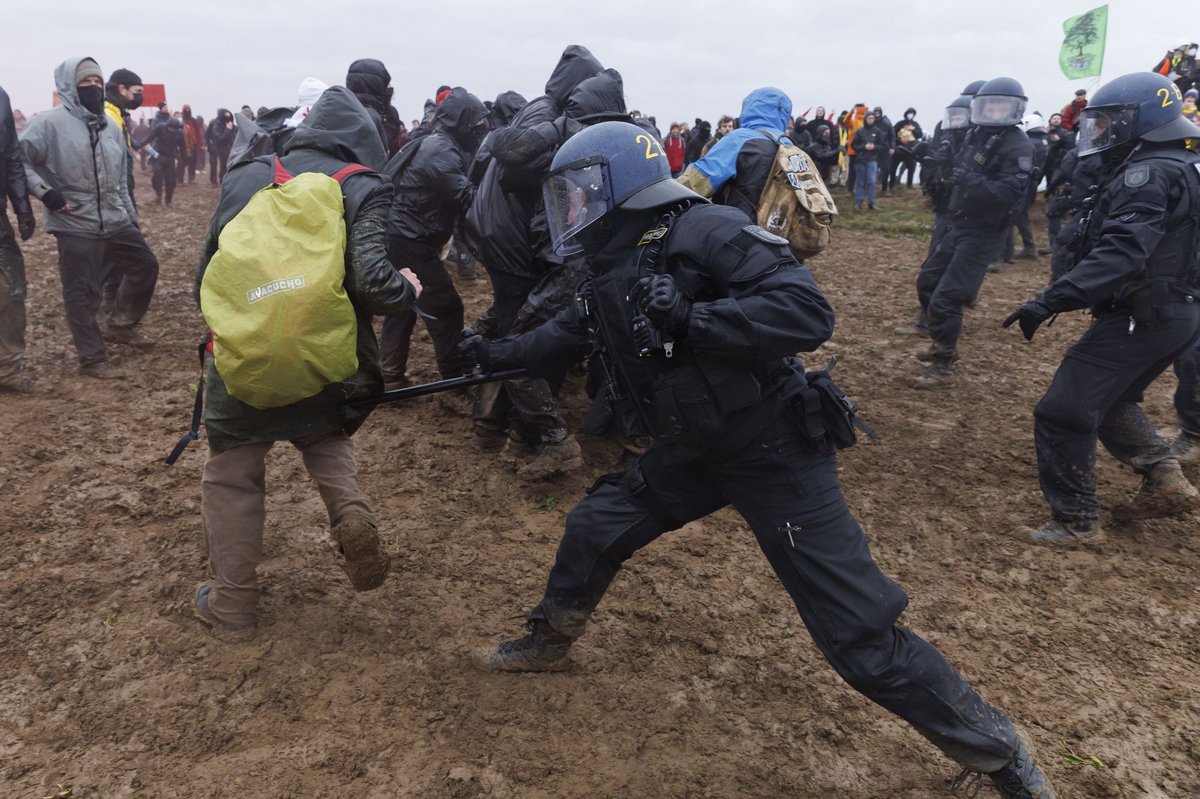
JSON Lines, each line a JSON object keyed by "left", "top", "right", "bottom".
{"left": 970, "top": 77, "right": 1027, "bottom": 127}
{"left": 943, "top": 94, "right": 973, "bottom": 130}
{"left": 961, "top": 80, "right": 986, "bottom": 96}
{"left": 543, "top": 120, "right": 700, "bottom": 255}
{"left": 1077, "top": 72, "right": 1200, "bottom": 156}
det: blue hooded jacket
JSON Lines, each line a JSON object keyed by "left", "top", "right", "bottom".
{"left": 680, "top": 87, "right": 793, "bottom": 197}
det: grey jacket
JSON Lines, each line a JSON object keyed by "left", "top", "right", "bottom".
{"left": 19, "top": 57, "right": 137, "bottom": 236}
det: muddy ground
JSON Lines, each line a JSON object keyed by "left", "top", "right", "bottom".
{"left": 1, "top": 176, "right": 1197, "bottom": 799}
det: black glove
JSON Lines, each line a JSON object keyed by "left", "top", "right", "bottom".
{"left": 629, "top": 275, "right": 692, "bottom": 338}
{"left": 42, "top": 190, "right": 67, "bottom": 212}
{"left": 1003, "top": 298, "right": 1054, "bottom": 341}
{"left": 454, "top": 328, "right": 486, "bottom": 375}
{"left": 16, "top": 211, "right": 35, "bottom": 241}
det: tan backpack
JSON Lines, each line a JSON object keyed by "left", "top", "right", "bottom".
{"left": 755, "top": 131, "right": 838, "bottom": 260}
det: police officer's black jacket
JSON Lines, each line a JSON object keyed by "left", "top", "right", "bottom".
{"left": 465, "top": 45, "right": 602, "bottom": 277}
{"left": 385, "top": 90, "right": 481, "bottom": 247}
{"left": 1041, "top": 143, "right": 1200, "bottom": 314}
{"left": 0, "top": 85, "right": 31, "bottom": 217}
{"left": 948, "top": 125, "right": 1033, "bottom": 228}
{"left": 485, "top": 202, "right": 836, "bottom": 454}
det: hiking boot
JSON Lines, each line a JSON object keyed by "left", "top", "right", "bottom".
{"left": 1113, "top": 459, "right": 1200, "bottom": 521}
{"left": 331, "top": 514, "right": 390, "bottom": 591}
{"left": 1170, "top": 431, "right": 1200, "bottom": 463}
{"left": 913, "top": 357, "right": 955, "bottom": 389}
{"left": 984, "top": 731, "right": 1058, "bottom": 798}
{"left": 0, "top": 373, "right": 34, "bottom": 394}
{"left": 517, "top": 435, "right": 585, "bottom": 481}
{"left": 1037, "top": 247, "right": 1053, "bottom": 256}
{"left": 914, "top": 344, "right": 940, "bottom": 364}
{"left": 456, "top": 258, "right": 478, "bottom": 281}
{"left": 193, "top": 581, "right": 256, "bottom": 643}
{"left": 383, "top": 373, "right": 409, "bottom": 392}
{"left": 473, "top": 424, "right": 509, "bottom": 452}
{"left": 894, "top": 323, "right": 929, "bottom": 336}
{"left": 1025, "top": 518, "right": 1101, "bottom": 545}
{"left": 473, "top": 619, "right": 575, "bottom": 672}
{"left": 105, "top": 324, "right": 155, "bottom": 349}
{"left": 1018, "top": 246, "right": 1038, "bottom": 260}
{"left": 987, "top": 261, "right": 1005, "bottom": 274}
{"left": 79, "top": 361, "right": 126, "bottom": 380}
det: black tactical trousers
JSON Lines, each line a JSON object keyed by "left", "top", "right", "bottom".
{"left": 909, "top": 211, "right": 955, "bottom": 331}
{"left": 474, "top": 265, "right": 575, "bottom": 445}
{"left": 1035, "top": 308, "right": 1200, "bottom": 524}
{"left": 380, "top": 237, "right": 464, "bottom": 380}
{"left": 151, "top": 156, "right": 177, "bottom": 204}
{"left": 1049, "top": 215, "right": 1082, "bottom": 283}
{"left": 53, "top": 226, "right": 160, "bottom": 367}
{"left": 1175, "top": 338, "right": 1200, "bottom": 437}
{"left": 917, "top": 225, "right": 1005, "bottom": 357}
{"left": 529, "top": 429, "right": 1021, "bottom": 773}
{"left": 0, "top": 215, "right": 26, "bottom": 378}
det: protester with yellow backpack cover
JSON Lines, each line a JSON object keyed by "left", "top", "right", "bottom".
{"left": 189, "top": 86, "right": 421, "bottom": 640}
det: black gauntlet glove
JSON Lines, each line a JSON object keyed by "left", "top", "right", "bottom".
{"left": 1003, "top": 297, "right": 1054, "bottom": 341}
{"left": 16, "top": 210, "right": 35, "bottom": 241}
{"left": 629, "top": 275, "right": 692, "bottom": 338}
{"left": 454, "top": 328, "right": 487, "bottom": 375}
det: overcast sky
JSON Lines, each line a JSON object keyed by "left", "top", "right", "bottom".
{"left": 3, "top": 0, "right": 1176, "bottom": 130}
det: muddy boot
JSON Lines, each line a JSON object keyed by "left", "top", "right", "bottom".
{"left": 1024, "top": 518, "right": 1101, "bottom": 545}
{"left": 1169, "top": 431, "right": 1200, "bottom": 464}
{"left": 1017, "top": 245, "right": 1038, "bottom": 260}
{"left": 984, "top": 730, "right": 1058, "bottom": 799}
{"left": 104, "top": 323, "right": 155, "bottom": 349}
{"left": 473, "top": 423, "right": 509, "bottom": 451}
{"left": 518, "top": 434, "right": 584, "bottom": 481}
{"left": 331, "top": 514, "right": 390, "bottom": 591}
{"left": 193, "top": 581, "right": 257, "bottom": 643}
{"left": 79, "top": 361, "right": 126, "bottom": 380}
{"left": 913, "top": 356, "right": 956, "bottom": 389}
{"left": 986, "top": 261, "right": 1005, "bottom": 274}
{"left": 913, "top": 343, "right": 939, "bottom": 364}
{"left": 0, "top": 373, "right": 34, "bottom": 394}
{"left": 474, "top": 619, "right": 575, "bottom": 672}
{"left": 1116, "top": 459, "right": 1200, "bottom": 520}
{"left": 894, "top": 322, "right": 929, "bottom": 336}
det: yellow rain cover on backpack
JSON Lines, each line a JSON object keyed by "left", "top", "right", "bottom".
{"left": 200, "top": 161, "right": 360, "bottom": 409}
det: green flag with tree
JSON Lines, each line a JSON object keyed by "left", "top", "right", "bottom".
{"left": 1060, "top": 5, "right": 1108, "bottom": 79}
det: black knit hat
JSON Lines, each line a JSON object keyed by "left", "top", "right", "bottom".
{"left": 108, "top": 68, "right": 143, "bottom": 88}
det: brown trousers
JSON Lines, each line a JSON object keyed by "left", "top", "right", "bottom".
{"left": 201, "top": 434, "right": 374, "bottom": 626}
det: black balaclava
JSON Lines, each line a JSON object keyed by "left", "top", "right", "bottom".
{"left": 78, "top": 85, "right": 105, "bottom": 115}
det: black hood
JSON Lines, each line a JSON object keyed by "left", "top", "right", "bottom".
{"left": 434, "top": 87, "right": 488, "bottom": 148}
{"left": 544, "top": 45, "right": 603, "bottom": 105}
{"left": 346, "top": 58, "right": 391, "bottom": 110}
{"left": 492, "top": 90, "right": 527, "bottom": 127}
{"left": 167, "top": 117, "right": 183, "bottom": 130}
{"left": 565, "top": 68, "right": 628, "bottom": 124}
{"left": 282, "top": 86, "right": 387, "bottom": 171}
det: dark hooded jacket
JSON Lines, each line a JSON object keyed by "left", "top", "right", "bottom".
{"left": 0, "top": 85, "right": 31, "bottom": 218}
{"left": 205, "top": 109, "right": 236, "bottom": 157}
{"left": 465, "top": 45, "right": 603, "bottom": 276}
{"left": 195, "top": 87, "right": 416, "bottom": 450}
{"left": 345, "top": 58, "right": 402, "bottom": 157}
{"left": 385, "top": 87, "right": 485, "bottom": 246}
{"left": 469, "top": 90, "right": 528, "bottom": 185}
{"left": 143, "top": 116, "right": 186, "bottom": 159}
{"left": 684, "top": 121, "right": 711, "bottom": 164}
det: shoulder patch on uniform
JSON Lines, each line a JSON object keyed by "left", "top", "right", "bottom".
{"left": 638, "top": 227, "right": 669, "bottom": 246}
{"left": 1017, "top": 156, "right": 1033, "bottom": 172}
{"left": 1124, "top": 164, "right": 1150, "bottom": 189}
{"left": 742, "top": 225, "right": 789, "bottom": 246}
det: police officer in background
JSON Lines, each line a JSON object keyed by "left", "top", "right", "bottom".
{"left": 464, "top": 121, "right": 1056, "bottom": 799}
{"left": 910, "top": 78, "right": 1033, "bottom": 387}
{"left": 895, "top": 82, "right": 982, "bottom": 337}
{"left": 1004, "top": 72, "right": 1200, "bottom": 545}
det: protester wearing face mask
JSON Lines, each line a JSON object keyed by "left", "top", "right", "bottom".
{"left": 18, "top": 57, "right": 160, "bottom": 379}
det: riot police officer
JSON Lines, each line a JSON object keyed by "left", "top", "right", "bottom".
{"left": 1004, "top": 72, "right": 1200, "bottom": 544}
{"left": 911, "top": 78, "right": 1034, "bottom": 387}
{"left": 895, "top": 82, "right": 982, "bottom": 336}
{"left": 464, "top": 121, "right": 1056, "bottom": 798}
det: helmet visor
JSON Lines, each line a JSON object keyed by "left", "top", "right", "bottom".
{"left": 970, "top": 95, "right": 1027, "bottom": 127}
{"left": 1077, "top": 106, "right": 1138, "bottom": 155}
{"left": 543, "top": 162, "right": 611, "bottom": 256}
{"left": 943, "top": 105, "right": 971, "bottom": 130}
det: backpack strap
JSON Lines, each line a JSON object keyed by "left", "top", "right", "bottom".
{"left": 330, "top": 163, "right": 372, "bottom": 183}
{"left": 165, "top": 333, "right": 212, "bottom": 466}
{"left": 272, "top": 156, "right": 294, "bottom": 185}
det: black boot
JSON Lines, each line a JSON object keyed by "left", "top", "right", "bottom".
{"left": 1025, "top": 517, "right": 1101, "bottom": 545}
{"left": 985, "top": 733, "right": 1057, "bottom": 798}
{"left": 475, "top": 619, "right": 575, "bottom": 672}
